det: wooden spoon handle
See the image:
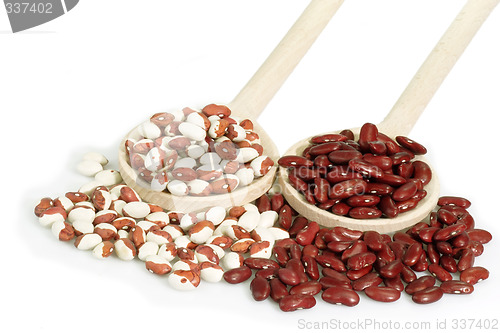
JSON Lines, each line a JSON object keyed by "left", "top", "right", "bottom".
{"left": 228, "top": 0, "right": 344, "bottom": 119}
{"left": 378, "top": 0, "right": 500, "bottom": 137}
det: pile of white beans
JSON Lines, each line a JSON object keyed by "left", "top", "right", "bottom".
{"left": 35, "top": 152, "right": 289, "bottom": 291}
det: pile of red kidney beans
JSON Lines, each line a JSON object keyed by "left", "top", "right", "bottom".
{"left": 223, "top": 193, "right": 491, "bottom": 311}
{"left": 278, "top": 123, "right": 432, "bottom": 219}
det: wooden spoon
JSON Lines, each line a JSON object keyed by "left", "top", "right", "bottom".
{"left": 279, "top": 0, "right": 499, "bottom": 233}
{"left": 118, "top": 0, "right": 344, "bottom": 213}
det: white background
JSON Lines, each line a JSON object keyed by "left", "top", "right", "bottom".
{"left": 1, "top": 1, "right": 499, "bottom": 332}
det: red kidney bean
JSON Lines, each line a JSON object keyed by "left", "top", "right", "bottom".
{"left": 274, "top": 238, "right": 298, "bottom": 250}
{"left": 378, "top": 195, "right": 399, "bottom": 218}
{"left": 255, "top": 268, "right": 279, "bottom": 280}
{"left": 397, "top": 162, "right": 414, "bottom": 179}
{"left": 363, "top": 230, "right": 384, "bottom": 251}
{"left": 467, "top": 229, "right": 492, "bottom": 244}
{"left": 368, "top": 141, "right": 387, "bottom": 155}
{"left": 435, "top": 241, "right": 453, "bottom": 255}
{"left": 451, "top": 232, "right": 470, "bottom": 248}
{"left": 322, "top": 287, "right": 360, "bottom": 307}
{"left": 309, "top": 142, "right": 343, "bottom": 156}
{"left": 278, "top": 268, "right": 300, "bottom": 286}
{"left": 363, "top": 154, "right": 393, "bottom": 171}
{"left": 273, "top": 246, "right": 289, "bottom": 267}
{"left": 302, "top": 244, "right": 319, "bottom": 258}
{"left": 346, "top": 265, "right": 373, "bottom": 280}
{"left": 457, "top": 249, "right": 475, "bottom": 272}
{"left": 322, "top": 268, "right": 351, "bottom": 283}
{"left": 352, "top": 272, "right": 382, "bottom": 291}
{"left": 412, "top": 252, "right": 429, "bottom": 272}
{"left": 349, "top": 207, "right": 383, "bottom": 219}
{"left": 438, "top": 196, "right": 471, "bottom": 209}
{"left": 286, "top": 259, "right": 309, "bottom": 284}
{"left": 291, "top": 167, "right": 321, "bottom": 181}
{"left": 331, "top": 202, "right": 351, "bottom": 216}
{"left": 393, "top": 232, "right": 418, "bottom": 245}
{"left": 287, "top": 217, "right": 309, "bottom": 238}
{"left": 460, "top": 266, "right": 489, "bottom": 284}
{"left": 290, "top": 281, "right": 322, "bottom": 296}
{"left": 327, "top": 241, "right": 353, "bottom": 253}
{"left": 244, "top": 258, "right": 280, "bottom": 270}
{"left": 316, "top": 255, "right": 346, "bottom": 272}
{"left": 407, "top": 221, "right": 429, "bottom": 238}
{"left": 347, "top": 252, "right": 377, "bottom": 270}
{"left": 278, "top": 155, "right": 314, "bottom": 168}
{"left": 366, "top": 183, "right": 394, "bottom": 196}
{"left": 329, "top": 179, "right": 368, "bottom": 199}
{"left": 313, "top": 178, "right": 330, "bottom": 204}
{"left": 271, "top": 193, "right": 285, "bottom": 212}
{"left": 296, "top": 221, "right": 320, "bottom": 246}
{"left": 311, "top": 133, "right": 348, "bottom": 144}
{"left": 384, "top": 276, "right": 405, "bottom": 292}
{"left": 412, "top": 160, "right": 432, "bottom": 185}
{"left": 429, "top": 212, "right": 442, "bottom": 228}
{"left": 413, "top": 190, "right": 427, "bottom": 201}
{"left": 439, "top": 254, "right": 458, "bottom": 273}
{"left": 348, "top": 158, "right": 384, "bottom": 179}
{"left": 255, "top": 194, "right": 271, "bottom": 213}
{"left": 378, "top": 243, "right": 396, "bottom": 263}
{"left": 326, "top": 166, "right": 363, "bottom": 183}
{"left": 303, "top": 188, "right": 317, "bottom": 205}
{"left": 405, "top": 275, "right": 436, "bottom": 295}
{"left": 340, "top": 129, "right": 355, "bottom": 140}
{"left": 341, "top": 240, "right": 368, "bottom": 261}
{"left": 402, "top": 242, "right": 423, "bottom": 266}
{"left": 418, "top": 227, "right": 439, "bottom": 243}
{"left": 428, "top": 263, "right": 452, "bottom": 282}
{"left": 377, "top": 133, "right": 400, "bottom": 154}
{"left": 223, "top": 266, "right": 252, "bottom": 284}
{"left": 391, "top": 151, "right": 414, "bottom": 165}
{"left": 378, "top": 173, "right": 407, "bottom": 186}
{"left": 270, "top": 278, "right": 289, "bottom": 302}
{"left": 334, "top": 226, "right": 364, "bottom": 240}
{"left": 364, "top": 286, "right": 400, "bottom": 302}
{"left": 279, "top": 294, "right": 316, "bottom": 312}
{"left": 437, "top": 209, "right": 458, "bottom": 225}
{"left": 314, "top": 232, "right": 327, "bottom": 250}
{"left": 466, "top": 241, "right": 484, "bottom": 257}
{"left": 427, "top": 243, "right": 440, "bottom": 265}
{"left": 250, "top": 276, "right": 271, "bottom": 301}
{"left": 433, "top": 223, "right": 467, "bottom": 242}
{"left": 378, "top": 259, "right": 403, "bottom": 279}
{"left": 328, "top": 150, "right": 362, "bottom": 164}
{"left": 359, "top": 123, "right": 379, "bottom": 151}
{"left": 289, "top": 244, "right": 302, "bottom": 260}
{"left": 278, "top": 204, "right": 293, "bottom": 230}
{"left": 346, "top": 195, "right": 381, "bottom": 207}
{"left": 440, "top": 281, "right": 474, "bottom": 294}
{"left": 319, "top": 276, "right": 352, "bottom": 290}
{"left": 396, "top": 198, "right": 419, "bottom": 213}
{"left": 288, "top": 172, "right": 308, "bottom": 193}
{"left": 392, "top": 182, "right": 418, "bottom": 202}
{"left": 412, "top": 286, "right": 443, "bottom": 304}
{"left": 388, "top": 241, "right": 407, "bottom": 260}
{"left": 401, "top": 265, "right": 417, "bottom": 283}
{"left": 302, "top": 255, "right": 320, "bottom": 280}
{"left": 317, "top": 199, "right": 338, "bottom": 211}
{"left": 314, "top": 154, "right": 333, "bottom": 169}
{"left": 395, "top": 136, "right": 427, "bottom": 155}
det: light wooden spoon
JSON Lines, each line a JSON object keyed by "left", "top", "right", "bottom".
{"left": 118, "top": 0, "right": 344, "bottom": 213}
{"left": 279, "top": 0, "right": 499, "bottom": 233}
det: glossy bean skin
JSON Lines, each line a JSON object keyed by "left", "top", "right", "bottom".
{"left": 288, "top": 217, "right": 309, "bottom": 237}
{"left": 329, "top": 179, "right": 368, "bottom": 199}
{"left": 270, "top": 278, "right": 289, "bottom": 302}
{"left": 311, "top": 133, "right": 348, "bottom": 144}
{"left": 250, "top": 276, "right": 271, "bottom": 301}
{"left": 271, "top": 193, "right": 285, "bottom": 212}
{"left": 349, "top": 207, "right": 383, "bottom": 219}
{"left": 363, "top": 154, "right": 393, "bottom": 171}
{"left": 278, "top": 155, "right": 314, "bottom": 168}
{"left": 400, "top": 265, "right": 417, "bottom": 283}
{"left": 392, "top": 182, "right": 418, "bottom": 202}
{"left": 244, "top": 258, "right": 280, "bottom": 270}
{"left": 316, "top": 255, "right": 346, "bottom": 272}
{"left": 302, "top": 255, "right": 320, "bottom": 280}
{"left": 302, "top": 244, "right": 320, "bottom": 258}
{"left": 384, "top": 276, "right": 404, "bottom": 292}
{"left": 347, "top": 252, "right": 377, "bottom": 270}
{"left": 436, "top": 241, "right": 453, "bottom": 255}
{"left": 451, "top": 232, "right": 470, "bottom": 248}
{"left": 412, "top": 161, "right": 432, "bottom": 185}
{"left": 328, "top": 150, "right": 362, "bottom": 164}
{"left": 279, "top": 294, "right": 316, "bottom": 312}
{"left": 412, "top": 252, "right": 429, "bottom": 272}
{"left": 460, "top": 267, "right": 489, "bottom": 285}
{"left": 313, "top": 178, "right": 330, "bottom": 204}
{"left": 428, "top": 264, "right": 453, "bottom": 282}
{"left": 273, "top": 246, "right": 289, "bottom": 267}
{"left": 319, "top": 276, "right": 352, "bottom": 290}
{"left": 255, "top": 268, "right": 279, "bottom": 280}
{"left": 403, "top": 242, "right": 423, "bottom": 267}
{"left": 364, "top": 286, "right": 401, "bottom": 302}
{"left": 379, "top": 195, "right": 399, "bottom": 218}
{"left": 440, "top": 281, "right": 474, "bottom": 294}
{"left": 223, "top": 266, "right": 252, "bottom": 284}
{"left": 322, "top": 287, "right": 360, "bottom": 307}
{"left": 278, "top": 268, "right": 300, "bottom": 286}
{"left": 290, "top": 281, "right": 322, "bottom": 296}
{"left": 278, "top": 205, "right": 293, "bottom": 230}
{"left": 348, "top": 159, "right": 384, "bottom": 179}
{"left": 327, "top": 241, "right": 353, "bottom": 253}
{"left": 322, "top": 268, "right": 351, "bottom": 284}
{"left": 346, "top": 195, "right": 381, "bottom": 207}
{"left": 366, "top": 183, "right": 394, "bottom": 196}
{"left": 377, "top": 244, "right": 396, "bottom": 263}
{"left": 296, "top": 221, "right": 320, "bottom": 246}
{"left": 412, "top": 286, "right": 443, "bottom": 304}
{"left": 352, "top": 272, "right": 382, "bottom": 291}
{"left": 309, "top": 142, "right": 343, "bottom": 156}
{"left": 418, "top": 227, "right": 439, "bottom": 243}
{"left": 439, "top": 255, "right": 458, "bottom": 273}
{"left": 289, "top": 244, "right": 302, "bottom": 260}
{"left": 427, "top": 243, "right": 440, "bottom": 265}
{"left": 363, "top": 231, "right": 384, "bottom": 251}
{"left": 378, "top": 259, "right": 403, "bottom": 279}
{"left": 341, "top": 240, "right": 368, "bottom": 261}
{"left": 395, "top": 136, "right": 427, "bottom": 155}
{"left": 457, "top": 249, "right": 475, "bottom": 272}
{"left": 346, "top": 265, "right": 373, "bottom": 281}
{"left": 467, "top": 229, "right": 492, "bottom": 244}
{"left": 438, "top": 196, "right": 471, "bottom": 209}
{"left": 433, "top": 223, "right": 467, "bottom": 242}
{"left": 286, "top": 259, "right": 309, "bottom": 284}
{"left": 405, "top": 275, "right": 436, "bottom": 295}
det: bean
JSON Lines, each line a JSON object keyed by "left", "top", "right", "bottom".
{"left": 359, "top": 123, "right": 379, "bottom": 151}
{"left": 327, "top": 241, "right": 353, "bottom": 253}
{"left": 460, "top": 266, "right": 489, "bottom": 285}
{"left": 467, "top": 241, "right": 484, "bottom": 257}
{"left": 378, "top": 243, "right": 396, "bottom": 263}
{"left": 255, "top": 195, "right": 271, "bottom": 213}
{"left": 427, "top": 243, "right": 440, "bottom": 265}
{"left": 319, "top": 276, "right": 353, "bottom": 290}
{"left": 272, "top": 246, "right": 289, "bottom": 267}
{"left": 288, "top": 217, "right": 309, "bottom": 237}
{"left": 309, "top": 142, "right": 343, "bottom": 156}
{"left": 418, "top": 227, "right": 440, "bottom": 243}
{"left": 412, "top": 161, "right": 432, "bottom": 185}
{"left": 290, "top": 281, "right": 322, "bottom": 296}
{"left": 322, "top": 287, "right": 360, "bottom": 307}
{"left": 379, "top": 174, "right": 407, "bottom": 186}
{"left": 326, "top": 166, "right": 363, "bottom": 183}
{"left": 250, "top": 276, "right": 271, "bottom": 301}
{"left": 405, "top": 275, "right": 436, "bottom": 295}
{"left": 379, "top": 195, "right": 399, "bottom": 218}
{"left": 467, "top": 229, "right": 492, "bottom": 244}
{"left": 328, "top": 150, "right": 362, "bottom": 164}
{"left": 438, "top": 196, "right": 471, "bottom": 209}
{"left": 255, "top": 268, "right": 279, "bottom": 280}
{"left": 279, "top": 294, "right": 316, "bottom": 312}
{"left": 364, "top": 286, "right": 401, "bottom": 302}
{"left": 349, "top": 207, "right": 383, "bottom": 219}
{"left": 384, "top": 276, "right": 404, "bottom": 292}
{"left": 311, "top": 133, "right": 348, "bottom": 144}
{"left": 286, "top": 259, "right": 309, "bottom": 284}
{"left": 435, "top": 241, "right": 453, "bottom": 255}
{"left": 391, "top": 151, "right": 414, "bottom": 165}
{"left": 278, "top": 268, "right": 300, "bottom": 286}
{"left": 397, "top": 162, "right": 414, "bottom": 179}
{"left": 288, "top": 172, "right": 308, "bottom": 193}
{"left": 302, "top": 255, "right": 320, "bottom": 280}
{"left": 331, "top": 202, "right": 351, "bottom": 216}
{"left": 289, "top": 244, "right": 302, "bottom": 260}
{"left": 278, "top": 155, "right": 314, "bottom": 168}
{"left": 439, "top": 255, "right": 458, "bottom": 273}
{"left": 302, "top": 244, "right": 319, "bottom": 258}
{"left": 271, "top": 193, "right": 285, "bottom": 212}
{"left": 346, "top": 265, "right": 373, "bottom": 280}
{"left": 440, "top": 281, "right": 474, "bottom": 294}
{"left": 352, "top": 272, "right": 383, "bottom": 291}
{"left": 313, "top": 178, "right": 330, "bottom": 203}
{"left": 378, "top": 259, "right": 403, "bottom": 279}
{"left": 433, "top": 223, "right": 468, "bottom": 242}
{"left": 392, "top": 182, "right": 418, "bottom": 202}
{"left": 334, "top": 227, "right": 364, "bottom": 240}
{"left": 340, "top": 129, "right": 355, "bottom": 140}
{"left": 396, "top": 198, "right": 419, "bottom": 213}
{"left": 366, "top": 183, "right": 394, "bottom": 195}
{"left": 347, "top": 252, "right": 377, "bottom": 270}
{"left": 457, "top": 249, "right": 475, "bottom": 272}
{"left": 412, "top": 252, "right": 429, "bottom": 272}
{"left": 296, "top": 221, "right": 320, "bottom": 246}
{"left": 363, "top": 231, "right": 384, "bottom": 251}
{"left": 346, "top": 195, "right": 381, "bottom": 207}
{"left": 368, "top": 141, "right": 387, "bottom": 155}
{"left": 388, "top": 241, "right": 407, "bottom": 260}
{"left": 270, "top": 278, "right": 289, "bottom": 302}
{"left": 412, "top": 286, "right": 443, "bottom": 304}
{"left": 428, "top": 263, "right": 453, "bottom": 282}
{"left": 244, "top": 258, "right": 280, "bottom": 270}
{"left": 322, "top": 268, "right": 351, "bottom": 284}
{"left": 329, "top": 179, "right": 368, "bottom": 199}
{"left": 316, "top": 255, "right": 346, "bottom": 272}
{"left": 363, "top": 154, "right": 393, "bottom": 171}
{"left": 348, "top": 159, "right": 384, "bottom": 179}
{"left": 395, "top": 136, "right": 427, "bottom": 155}
{"left": 402, "top": 242, "right": 423, "bottom": 266}
{"left": 278, "top": 204, "right": 293, "bottom": 230}
{"left": 451, "top": 232, "right": 470, "bottom": 248}
{"left": 223, "top": 266, "right": 252, "bottom": 284}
